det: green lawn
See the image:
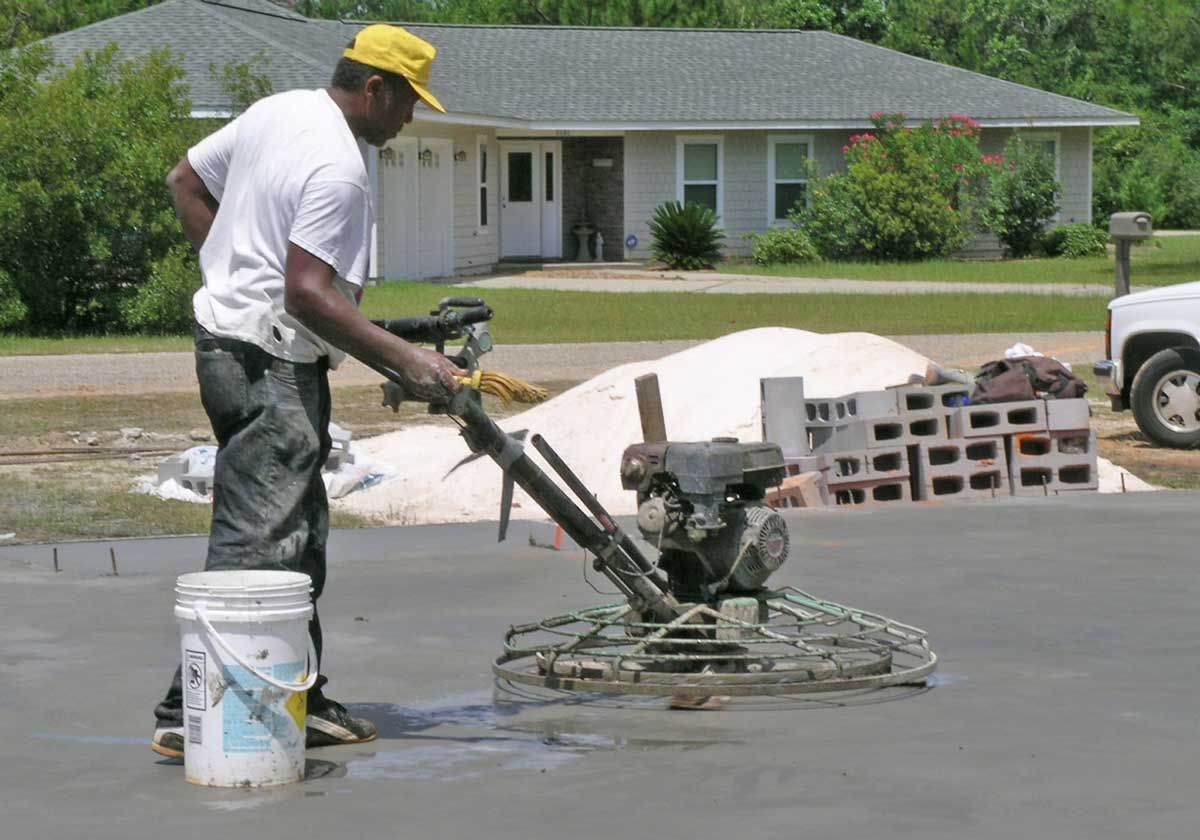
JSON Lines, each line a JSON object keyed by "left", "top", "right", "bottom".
{"left": 0, "top": 333, "right": 194, "bottom": 356}
{"left": 0, "top": 287, "right": 1108, "bottom": 356}
{"left": 361, "top": 287, "right": 1109, "bottom": 340}
{"left": 722, "top": 234, "right": 1200, "bottom": 286}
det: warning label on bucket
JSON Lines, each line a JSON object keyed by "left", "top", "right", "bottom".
{"left": 222, "top": 661, "right": 305, "bottom": 753}
{"left": 185, "top": 650, "right": 206, "bottom": 711}
{"left": 187, "top": 714, "right": 203, "bottom": 746}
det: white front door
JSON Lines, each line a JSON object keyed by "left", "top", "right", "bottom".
{"left": 500, "top": 143, "right": 542, "bottom": 257}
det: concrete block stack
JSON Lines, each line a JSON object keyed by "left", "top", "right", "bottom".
{"left": 155, "top": 447, "right": 216, "bottom": 496}
{"left": 760, "top": 376, "right": 1096, "bottom": 509}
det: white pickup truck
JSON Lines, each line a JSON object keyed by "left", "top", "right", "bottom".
{"left": 1095, "top": 281, "right": 1200, "bottom": 447}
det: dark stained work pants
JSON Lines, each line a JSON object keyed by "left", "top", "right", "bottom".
{"left": 155, "top": 323, "right": 331, "bottom": 726}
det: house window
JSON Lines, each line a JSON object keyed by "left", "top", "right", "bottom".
{"left": 477, "top": 135, "right": 489, "bottom": 229}
{"left": 676, "top": 136, "right": 723, "bottom": 219}
{"left": 768, "top": 135, "right": 813, "bottom": 224}
{"left": 545, "top": 151, "right": 554, "bottom": 201}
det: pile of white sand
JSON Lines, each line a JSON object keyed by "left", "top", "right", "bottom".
{"left": 1097, "top": 457, "right": 1155, "bottom": 493}
{"left": 340, "top": 328, "right": 931, "bottom": 525}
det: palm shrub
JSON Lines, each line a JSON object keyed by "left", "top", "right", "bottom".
{"left": 648, "top": 201, "right": 725, "bottom": 269}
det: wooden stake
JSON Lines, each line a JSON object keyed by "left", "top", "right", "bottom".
{"left": 634, "top": 373, "right": 668, "bottom": 443}
{"left": 109, "top": 546, "right": 119, "bottom": 577}
{"left": 53, "top": 547, "right": 59, "bottom": 573}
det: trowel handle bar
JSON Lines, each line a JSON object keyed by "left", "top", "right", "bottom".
{"left": 439, "top": 296, "right": 487, "bottom": 309}
{"left": 530, "top": 433, "right": 658, "bottom": 578}
{"left": 452, "top": 398, "right": 606, "bottom": 553}
{"left": 371, "top": 304, "right": 493, "bottom": 345}
{"left": 452, "top": 397, "right": 677, "bottom": 622}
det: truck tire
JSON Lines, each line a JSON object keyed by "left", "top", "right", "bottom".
{"left": 1130, "top": 347, "right": 1200, "bottom": 448}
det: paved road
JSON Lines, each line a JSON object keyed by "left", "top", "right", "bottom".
{"left": 0, "top": 332, "right": 1103, "bottom": 399}
{"left": 468, "top": 268, "right": 1133, "bottom": 297}
{"left": 2, "top": 492, "right": 1197, "bottom": 839}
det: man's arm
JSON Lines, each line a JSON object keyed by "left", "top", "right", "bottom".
{"left": 166, "top": 157, "right": 219, "bottom": 252}
{"left": 283, "top": 243, "right": 461, "bottom": 402}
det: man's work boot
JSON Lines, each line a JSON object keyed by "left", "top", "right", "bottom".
{"left": 306, "top": 680, "right": 379, "bottom": 748}
{"left": 151, "top": 725, "right": 185, "bottom": 759}
{"left": 307, "top": 701, "right": 379, "bottom": 747}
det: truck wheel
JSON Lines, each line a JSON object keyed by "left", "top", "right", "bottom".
{"left": 1130, "top": 347, "right": 1200, "bottom": 448}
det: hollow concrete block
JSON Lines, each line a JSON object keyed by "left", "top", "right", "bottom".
{"left": 914, "top": 437, "right": 1010, "bottom": 501}
{"left": 891, "top": 383, "right": 972, "bottom": 416}
{"left": 1045, "top": 398, "right": 1092, "bottom": 432}
{"left": 949, "top": 400, "right": 1047, "bottom": 439}
{"left": 766, "top": 472, "right": 829, "bottom": 509}
{"left": 1007, "top": 429, "right": 1098, "bottom": 496}
{"left": 811, "top": 413, "right": 946, "bottom": 453}
{"left": 828, "top": 476, "right": 913, "bottom": 508}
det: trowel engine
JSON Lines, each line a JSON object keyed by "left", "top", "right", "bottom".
{"left": 621, "top": 440, "right": 789, "bottom": 600}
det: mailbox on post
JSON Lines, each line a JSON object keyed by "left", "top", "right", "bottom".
{"left": 1109, "top": 212, "right": 1152, "bottom": 297}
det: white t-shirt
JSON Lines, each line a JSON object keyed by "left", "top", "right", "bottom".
{"left": 189, "top": 89, "right": 373, "bottom": 368}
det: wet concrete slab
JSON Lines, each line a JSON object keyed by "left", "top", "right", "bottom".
{"left": 1, "top": 492, "right": 1197, "bottom": 839}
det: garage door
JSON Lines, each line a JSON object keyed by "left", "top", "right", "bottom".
{"left": 379, "top": 137, "right": 453, "bottom": 280}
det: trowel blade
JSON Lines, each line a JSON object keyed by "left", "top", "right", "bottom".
{"left": 498, "top": 473, "right": 515, "bottom": 542}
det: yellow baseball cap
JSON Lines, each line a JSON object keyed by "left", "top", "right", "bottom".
{"left": 343, "top": 24, "right": 446, "bottom": 114}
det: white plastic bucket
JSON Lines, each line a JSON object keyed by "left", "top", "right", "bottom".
{"left": 174, "top": 570, "right": 316, "bottom": 787}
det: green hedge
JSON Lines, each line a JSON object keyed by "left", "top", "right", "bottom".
{"left": 0, "top": 44, "right": 193, "bottom": 333}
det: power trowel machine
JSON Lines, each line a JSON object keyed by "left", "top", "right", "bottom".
{"left": 371, "top": 300, "right": 937, "bottom": 699}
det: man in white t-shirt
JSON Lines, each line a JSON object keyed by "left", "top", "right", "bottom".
{"left": 151, "top": 25, "right": 461, "bottom": 759}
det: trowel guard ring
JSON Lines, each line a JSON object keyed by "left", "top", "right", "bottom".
{"left": 494, "top": 587, "right": 937, "bottom": 697}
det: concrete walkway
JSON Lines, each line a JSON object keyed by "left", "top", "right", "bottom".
{"left": 466, "top": 267, "right": 1132, "bottom": 297}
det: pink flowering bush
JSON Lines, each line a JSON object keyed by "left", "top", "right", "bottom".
{"left": 794, "top": 113, "right": 992, "bottom": 261}
{"left": 976, "top": 135, "right": 1061, "bottom": 257}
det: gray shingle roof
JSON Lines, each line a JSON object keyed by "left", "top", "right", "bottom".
{"left": 40, "top": 0, "right": 1136, "bottom": 126}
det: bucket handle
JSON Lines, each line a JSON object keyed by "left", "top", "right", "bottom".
{"left": 193, "top": 604, "right": 320, "bottom": 694}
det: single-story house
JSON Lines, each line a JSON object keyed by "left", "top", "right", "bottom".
{"left": 43, "top": 0, "right": 1139, "bottom": 278}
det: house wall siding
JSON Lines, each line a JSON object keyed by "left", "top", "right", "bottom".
{"left": 980, "top": 126, "right": 1091, "bottom": 225}
{"left": 722, "top": 132, "right": 767, "bottom": 255}
{"left": 622, "top": 126, "right": 1093, "bottom": 263}
{"left": 370, "top": 124, "right": 1099, "bottom": 273}
{"left": 455, "top": 128, "right": 499, "bottom": 273}
{"left": 623, "top": 132, "right": 677, "bottom": 261}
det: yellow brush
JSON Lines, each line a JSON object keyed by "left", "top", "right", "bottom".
{"left": 455, "top": 370, "right": 549, "bottom": 405}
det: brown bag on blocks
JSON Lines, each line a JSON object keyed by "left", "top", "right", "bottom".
{"left": 971, "top": 356, "right": 1088, "bottom": 404}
